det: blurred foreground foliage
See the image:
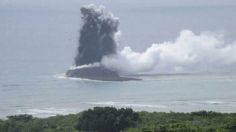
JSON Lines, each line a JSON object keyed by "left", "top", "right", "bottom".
{"left": 0, "top": 107, "right": 236, "bottom": 132}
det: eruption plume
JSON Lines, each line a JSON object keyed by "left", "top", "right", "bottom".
{"left": 102, "top": 30, "right": 236, "bottom": 74}
{"left": 66, "top": 4, "right": 139, "bottom": 81}
{"left": 75, "top": 4, "right": 119, "bottom": 66}
{"left": 67, "top": 4, "right": 236, "bottom": 81}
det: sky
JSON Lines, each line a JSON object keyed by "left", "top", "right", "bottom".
{"left": 1, "top": 0, "right": 235, "bottom": 50}
{"left": 1, "top": 0, "right": 236, "bottom": 9}
{"left": 0, "top": 0, "right": 236, "bottom": 73}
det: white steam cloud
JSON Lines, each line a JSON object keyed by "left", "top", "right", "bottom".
{"left": 101, "top": 30, "right": 236, "bottom": 74}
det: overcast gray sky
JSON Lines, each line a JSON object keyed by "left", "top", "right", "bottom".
{"left": 1, "top": 0, "right": 236, "bottom": 9}
{"left": 0, "top": 0, "right": 236, "bottom": 72}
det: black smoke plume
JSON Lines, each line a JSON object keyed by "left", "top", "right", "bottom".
{"left": 66, "top": 5, "right": 140, "bottom": 81}
{"left": 75, "top": 5, "right": 119, "bottom": 66}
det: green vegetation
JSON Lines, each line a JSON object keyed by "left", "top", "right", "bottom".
{"left": 0, "top": 114, "right": 79, "bottom": 132}
{"left": 127, "top": 111, "right": 236, "bottom": 132}
{"left": 76, "top": 107, "right": 138, "bottom": 132}
{"left": 0, "top": 107, "right": 236, "bottom": 132}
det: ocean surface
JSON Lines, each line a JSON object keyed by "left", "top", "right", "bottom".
{"left": 0, "top": 72, "right": 236, "bottom": 118}
{"left": 1, "top": 1, "right": 236, "bottom": 118}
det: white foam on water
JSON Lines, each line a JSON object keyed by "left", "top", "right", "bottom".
{"left": 85, "top": 101, "right": 168, "bottom": 108}
{"left": 15, "top": 108, "right": 78, "bottom": 118}
{"left": 54, "top": 73, "right": 67, "bottom": 79}
{"left": 205, "top": 101, "right": 224, "bottom": 105}
{"left": 54, "top": 73, "right": 108, "bottom": 82}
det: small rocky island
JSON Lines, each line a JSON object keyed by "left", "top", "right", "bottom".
{"left": 66, "top": 66, "right": 140, "bottom": 81}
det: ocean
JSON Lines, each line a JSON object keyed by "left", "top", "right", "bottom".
{"left": 0, "top": 72, "right": 236, "bottom": 118}
{"left": 0, "top": 1, "right": 236, "bottom": 118}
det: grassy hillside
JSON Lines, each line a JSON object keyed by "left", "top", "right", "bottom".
{"left": 0, "top": 107, "right": 236, "bottom": 132}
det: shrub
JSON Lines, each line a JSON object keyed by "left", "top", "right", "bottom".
{"left": 75, "top": 107, "right": 139, "bottom": 132}
{"left": 7, "top": 114, "right": 33, "bottom": 122}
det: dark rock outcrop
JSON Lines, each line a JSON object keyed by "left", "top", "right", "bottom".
{"left": 66, "top": 66, "right": 140, "bottom": 81}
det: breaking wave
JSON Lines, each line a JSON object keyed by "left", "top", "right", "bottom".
{"left": 85, "top": 101, "right": 168, "bottom": 108}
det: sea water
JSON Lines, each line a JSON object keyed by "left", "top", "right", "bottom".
{"left": 0, "top": 72, "right": 236, "bottom": 118}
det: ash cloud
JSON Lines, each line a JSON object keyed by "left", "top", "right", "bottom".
{"left": 75, "top": 4, "right": 119, "bottom": 66}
